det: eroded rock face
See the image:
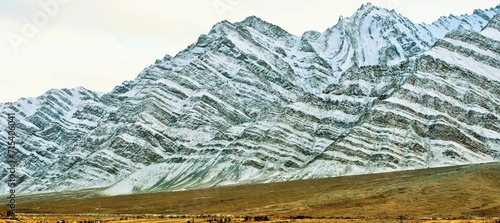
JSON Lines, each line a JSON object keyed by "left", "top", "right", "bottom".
{"left": 0, "top": 4, "right": 499, "bottom": 195}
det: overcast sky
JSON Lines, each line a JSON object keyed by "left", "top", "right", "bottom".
{"left": 1, "top": 0, "right": 499, "bottom": 103}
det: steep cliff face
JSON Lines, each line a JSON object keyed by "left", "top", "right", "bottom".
{"left": 1, "top": 4, "right": 499, "bottom": 195}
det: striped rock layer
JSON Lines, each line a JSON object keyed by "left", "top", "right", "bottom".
{"left": 0, "top": 5, "right": 499, "bottom": 195}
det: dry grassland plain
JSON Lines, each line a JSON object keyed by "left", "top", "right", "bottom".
{"left": 1, "top": 162, "right": 499, "bottom": 222}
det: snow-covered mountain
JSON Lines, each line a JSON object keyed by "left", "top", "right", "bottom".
{"left": 1, "top": 3, "right": 499, "bottom": 195}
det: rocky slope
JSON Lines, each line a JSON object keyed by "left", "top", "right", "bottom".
{"left": 1, "top": 4, "right": 499, "bottom": 195}
{"left": 104, "top": 14, "right": 500, "bottom": 194}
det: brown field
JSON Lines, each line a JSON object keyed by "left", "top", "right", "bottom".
{"left": 1, "top": 217, "right": 500, "bottom": 223}
{"left": 1, "top": 162, "right": 499, "bottom": 222}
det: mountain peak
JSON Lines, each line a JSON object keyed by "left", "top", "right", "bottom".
{"left": 360, "top": 2, "right": 374, "bottom": 8}
{"left": 208, "top": 19, "right": 233, "bottom": 35}
{"left": 358, "top": 2, "right": 384, "bottom": 12}
{"left": 237, "top": 15, "right": 273, "bottom": 28}
{"left": 236, "top": 15, "right": 293, "bottom": 38}
{"left": 240, "top": 15, "right": 264, "bottom": 24}
{"left": 350, "top": 2, "right": 393, "bottom": 22}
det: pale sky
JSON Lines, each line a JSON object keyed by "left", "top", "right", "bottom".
{"left": 1, "top": 0, "right": 499, "bottom": 103}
